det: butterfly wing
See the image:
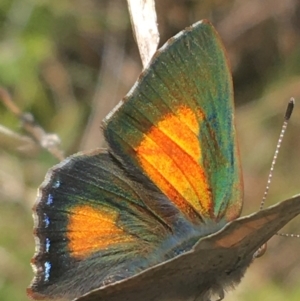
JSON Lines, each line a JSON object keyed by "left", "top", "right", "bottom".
{"left": 29, "top": 20, "right": 243, "bottom": 301}
{"left": 74, "top": 194, "right": 300, "bottom": 301}
{"left": 28, "top": 150, "right": 172, "bottom": 300}
{"left": 104, "top": 20, "right": 242, "bottom": 225}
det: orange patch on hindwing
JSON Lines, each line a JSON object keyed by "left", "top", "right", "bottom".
{"left": 135, "top": 105, "right": 213, "bottom": 219}
{"left": 67, "top": 205, "right": 133, "bottom": 258}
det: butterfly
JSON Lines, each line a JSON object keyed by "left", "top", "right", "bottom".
{"left": 27, "top": 19, "right": 300, "bottom": 301}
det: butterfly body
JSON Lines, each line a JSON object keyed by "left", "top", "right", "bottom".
{"left": 28, "top": 20, "right": 300, "bottom": 301}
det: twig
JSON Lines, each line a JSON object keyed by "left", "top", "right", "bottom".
{"left": 0, "top": 87, "right": 64, "bottom": 161}
{"left": 127, "top": 0, "right": 159, "bottom": 68}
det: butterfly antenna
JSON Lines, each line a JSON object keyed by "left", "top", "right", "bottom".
{"left": 272, "top": 99, "right": 300, "bottom": 238}
{"left": 259, "top": 98, "right": 295, "bottom": 211}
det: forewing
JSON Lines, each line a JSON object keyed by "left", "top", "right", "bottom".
{"left": 104, "top": 20, "right": 242, "bottom": 225}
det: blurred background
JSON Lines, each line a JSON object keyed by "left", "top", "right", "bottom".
{"left": 0, "top": 0, "right": 300, "bottom": 300}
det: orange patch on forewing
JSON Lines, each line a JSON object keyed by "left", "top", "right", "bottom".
{"left": 157, "top": 105, "right": 203, "bottom": 161}
{"left": 137, "top": 155, "right": 202, "bottom": 220}
{"left": 67, "top": 205, "right": 134, "bottom": 258}
{"left": 135, "top": 105, "right": 213, "bottom": 219}
{"left": 177, "top": 105, "right": 204, "bottom": 135}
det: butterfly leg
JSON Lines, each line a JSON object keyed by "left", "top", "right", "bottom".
{"left": 194, "top": 285, "right": 224, "bottom": 301}
{"left": 213, "top": 286, "right": 224, "bottom": 301}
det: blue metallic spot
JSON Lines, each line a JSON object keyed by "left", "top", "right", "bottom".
{"left": 52, "top": 179, "right": 60, "bottom": 189}
{"left": 45, "top": 238, "right": 50, "bottom": 252}
{"left": 43, "top": 213, "right": 50, "bottom": 228}
{"left": 44, "top": 262, "right": 51, "bottom": 282}
{"left": 46, "top": 194, "right": 53, "bottom": 205}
